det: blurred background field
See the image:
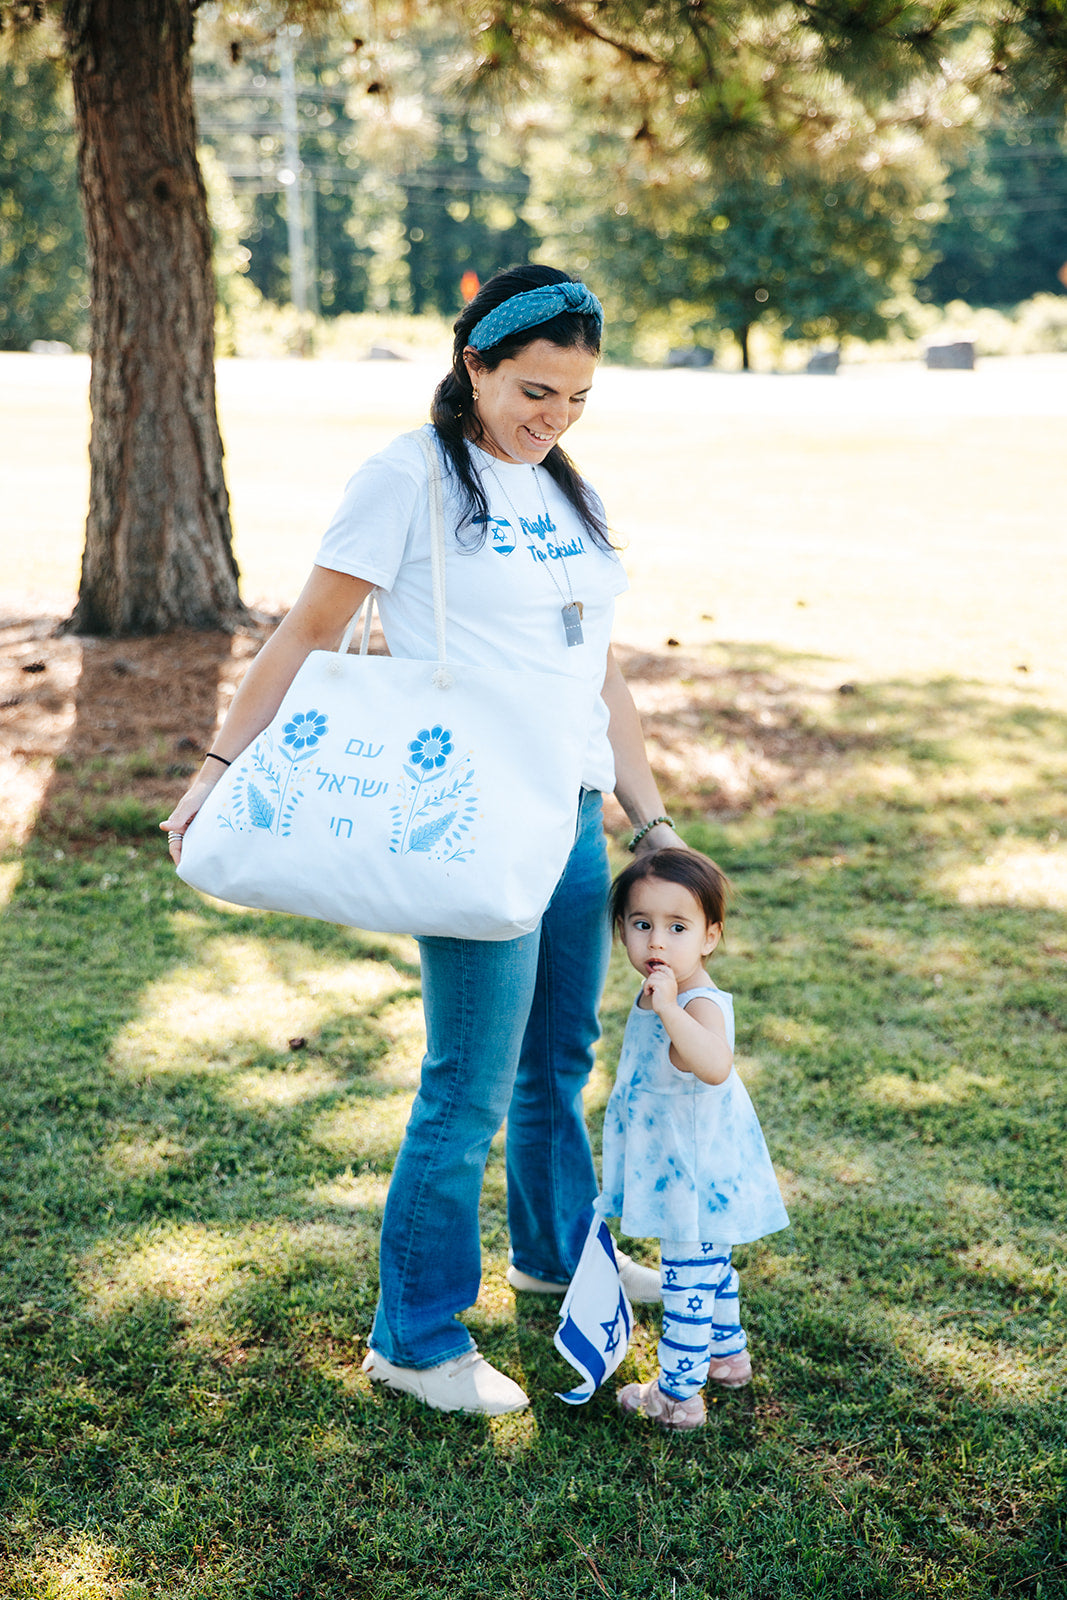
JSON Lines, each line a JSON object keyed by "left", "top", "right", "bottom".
{"left": 3, "top": 347, "right": 1066, "bottom": 704}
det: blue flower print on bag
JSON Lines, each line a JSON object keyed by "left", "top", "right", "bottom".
{"left": 391, "top": 723, "right": 479, "bottom": 862}
{"left": 408, "top": 725, "right": 453, "bottom": 774}
{"left": 283, "top": 709, "right": 328, "bottom": 751}
{"left": 217, "top": 708, "right": 328, "bottom": 838}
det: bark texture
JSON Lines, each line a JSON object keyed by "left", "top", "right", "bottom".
{"left": 63, "top": 0, "right": 246, "bottom": 635}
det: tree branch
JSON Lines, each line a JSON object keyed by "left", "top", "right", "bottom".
{"left": 530, "top": 0, "right": 660, "bottom": 67}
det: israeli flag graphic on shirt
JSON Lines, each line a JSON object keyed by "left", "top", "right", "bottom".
{"left": 554, "top": 1209, "right": 633, "bottom": 1404}
{"left": 471, "top": 513, "right": 517, "bottom": 555}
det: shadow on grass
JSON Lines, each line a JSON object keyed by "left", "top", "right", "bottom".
{"left": 615, "top": 639, "right": 1067, "bottom": 820}
{"left": 1, "top": 637, "right": 1065, "bottom": 1597}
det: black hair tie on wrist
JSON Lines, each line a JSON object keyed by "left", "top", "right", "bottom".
{"left": 205, "top": 751, "right": 232, "bottom": 767}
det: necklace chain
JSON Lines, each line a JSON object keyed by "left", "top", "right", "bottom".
{"left": 485, "top": 464, "right": 574, "bottom": 607}
{"left": 482, "top": 461, "right": 585, "bottom": 647}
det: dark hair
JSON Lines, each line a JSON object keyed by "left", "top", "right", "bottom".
{"left": 610, "top": 849, "right": 730, "bottom": 939}
{"left": 430, "top": 263, "right": 610, "bottom": 549}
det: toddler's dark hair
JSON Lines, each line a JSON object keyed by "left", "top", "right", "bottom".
{"left": 610, "top": 848, "right": 730, "bottom": 937}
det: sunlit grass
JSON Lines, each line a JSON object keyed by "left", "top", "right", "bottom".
{"left": 309, "top": 1092, "right": 419, "bottom": 1166}
{"left": 938, "top": 840, "right": 1067, "bottom": 909}
{"left": 2, "top": 356, "right": 1066, "bottom": 1596}
{"left": 109, "top": 930, "right": 414, "bottom": 1078}
{"left": 882, "top": 1305, "right": 1053, "bottom": 1402}
{"left": 307, "top": 1168, "right": 390, "bottom": 1211}
{"left": 79, "top": 1218, "right": 380, "bottom": 1353}
{"left": 5, "top": 1534, "right": 130, "bottom": 1600}
{"left": 862, "top": 1067, "right": 1005, "bottom": 1110}
{"left": 0, "top": 859, "right": 21, "bottom": 907}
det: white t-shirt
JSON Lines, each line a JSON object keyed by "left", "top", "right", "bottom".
{"left": 314, "top": 426, "right": 628, "bottom": 792}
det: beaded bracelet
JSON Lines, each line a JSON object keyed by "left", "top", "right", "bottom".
{"left": 627, "top": 814, "right": 674, "bottom": 853}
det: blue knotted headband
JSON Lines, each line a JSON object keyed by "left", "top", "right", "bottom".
{"left": 467, "top": 281, "right": 604, "bottom": 351}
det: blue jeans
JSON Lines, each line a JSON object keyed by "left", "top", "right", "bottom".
{"left": 369, "top": 788, "right": 611, "bottom": 1369}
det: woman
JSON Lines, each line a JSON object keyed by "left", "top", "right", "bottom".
{"left": 163, "top": 265, "right": 682, "bottom": 1416}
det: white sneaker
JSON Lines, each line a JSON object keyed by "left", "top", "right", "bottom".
{"left": 506, "top": 1250, "right": 662, "bottom": 1304}
{"left": 505, "top": 1264, "right": 570, "bottom": 1294}
{"left": 617, "top": 1252, "right": 662, "bottom": 1305}
{"left": 361, "top": 1347, "right": 529, "bottom": 1415}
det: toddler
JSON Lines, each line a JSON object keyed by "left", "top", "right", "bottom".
{"left": 602, "top": 848, "right": 789, "bottom": 1430}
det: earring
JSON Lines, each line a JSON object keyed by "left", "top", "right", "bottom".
{"left": 472, "top": 387, "right": 480, "bottom": 401}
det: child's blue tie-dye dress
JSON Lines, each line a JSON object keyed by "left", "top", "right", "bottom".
{"left": 600, "top": 985, "right": 789, "bottom": 1244}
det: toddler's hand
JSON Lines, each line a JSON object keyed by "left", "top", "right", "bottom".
{"left": 643, "top": 961, "right": 679, "bottom": 1014}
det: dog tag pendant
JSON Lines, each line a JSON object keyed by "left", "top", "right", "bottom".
{"left": 562, "top": 601, "right": 584, "bottom": 647}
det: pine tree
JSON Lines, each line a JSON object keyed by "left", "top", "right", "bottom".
{"left": 921, "top": 120, "right": 1067, "bottom": 305}
{"left": 0, "top": 53, "right": 86, "bottom": 351}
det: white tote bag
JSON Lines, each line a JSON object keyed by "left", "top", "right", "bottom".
{"left": 177, "top": 431, "right": 598, "bottom": 940}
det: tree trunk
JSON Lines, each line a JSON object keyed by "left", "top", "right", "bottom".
{"left": 62, "top": 0, "right": 247, "bottom": 635}
{"left": 738, "top": 323, "right": 752, "bottom": 372}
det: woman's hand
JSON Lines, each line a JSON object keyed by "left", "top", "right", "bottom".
{"left": 161, "top": 772, "right": 223, "bottom": 865}
{"left": 158, "top": 566, "right": 375, "bottom": 867}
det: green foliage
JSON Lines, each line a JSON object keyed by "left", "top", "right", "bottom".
{"left": 581, "top": 170, "right": 932, "bottom": 365}
{"left": 189, "top": 2, "right": 1065, "bottom": 338}
{"left": 448, "top": 0, "right": 1002, "bottom": 177}
{"left": 921, "top": 118, "right": 1067, "bottom": 307}
{"left": 198, "top": 144, "right": 266, "bottom": 357}
{"left": 401, "top": 107, "right": 535, "bottom": 316}
{"left": 193, "top": 26, "right": 537, "bottom": 321}
{"left": 530, "top": 89, "right": 939, "bottom": 365}
{"left": 4, "top": 3, "right": 1066, "bottom": 354}
{"left": 0, "top": 52, "right": 86, "bottom": 351}
{"left": 193, "top": 35, "right": 380, "bottom": 318}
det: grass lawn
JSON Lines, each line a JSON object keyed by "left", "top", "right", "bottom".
{"left": 0, "top": 353, "right": 1065, "bottom": 1598}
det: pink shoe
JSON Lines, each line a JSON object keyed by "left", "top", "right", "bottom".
{"left": 617, "top": 1377, "right": 706, "bottom": 1431}
{"left": 707, "top": 1350, "right": 752, "bottom": 1389}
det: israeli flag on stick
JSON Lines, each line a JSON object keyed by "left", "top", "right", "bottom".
{"left": 554, "top": 1205, "right": 633, "bottom": 1404}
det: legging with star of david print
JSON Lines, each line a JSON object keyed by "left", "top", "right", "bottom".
{"left": 657, "top": 1241, "right": 748, "bottom": 1400}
